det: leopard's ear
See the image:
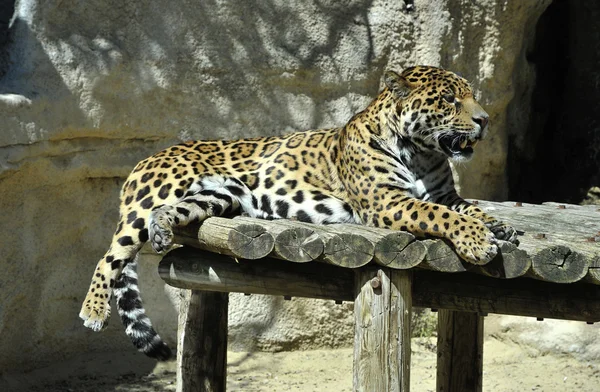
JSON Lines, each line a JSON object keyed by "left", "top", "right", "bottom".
{"left": 384, "top": 70, "right": 413, "bottom": 99}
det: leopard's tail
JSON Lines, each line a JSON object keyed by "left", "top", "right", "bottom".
{"left": 114, "top": 255, "right": 172, "bottom": 360}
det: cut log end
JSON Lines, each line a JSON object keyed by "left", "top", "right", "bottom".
{"left": 374, "top": 232, "right": 427, "bottom": 269}
{"left": 584, "top": 256, "right": 600, "bottom": 285}
{"left": 475, "top": 241, "right": 532, "bottom": 279}
{"left": 529, "top": 245, "right": 588, "bottom": 283}
{"left": 228, "top": 224, "right": 274, "bottom": 259}
{"left": 272, "top": 227, "right": 324, "bottom": 262}
{"left": 419, "top": 239, "right": 469, "bottom": 273}
{"left": 322, "top": 233, "right": 374, "bottom": 268}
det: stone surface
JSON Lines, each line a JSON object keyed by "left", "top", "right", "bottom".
{"left": 0, "top": 0, "right": 551, "bottom": 373}
{"left": 486, "top": 315, "right": 600, "bottom": 363}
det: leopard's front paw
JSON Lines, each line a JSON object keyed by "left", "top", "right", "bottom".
{"left": 149, "top": 209, "right": 174, "bottom": 253}
{"left": 488, "top": 222, "right": 518, "bottom": 243}
{"left": 79, "top": 297, "right": 111, "bottom": 332}
{"left": 453, "top": 222, "right": 498, "bottom": 265}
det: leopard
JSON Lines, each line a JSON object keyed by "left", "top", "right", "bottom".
{"left": 79, "top": 65, "right": 517, "bottom": 360}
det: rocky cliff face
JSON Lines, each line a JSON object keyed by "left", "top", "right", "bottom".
{"left": 0, "top": 0, "right": 551, "bottom": 373}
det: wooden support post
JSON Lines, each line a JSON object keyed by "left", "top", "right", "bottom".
{"left": 177, "top": 290, "right": 228, "bottom": 392}
{"left": 436, "top": 310, "right": 484, "bottom": 392}
{"left": 353, "top": 267, "right": 412, "bottom": 392}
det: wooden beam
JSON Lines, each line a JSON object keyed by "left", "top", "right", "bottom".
{"left": 436, "top": 310, "right": 483, "bottom": 392}
{"left": 176, "top": 289, "right": 228, "bottom": 392}
{"left": 160, "top": 247, "right": 354, "bottom": 302}
{"left": 159, "top": 248, "right": 600, "bottom": 322}
{"left": 412, "top": 270, "right": 600, "bottom": 322}
{"left": 353, "top": 267, "right": 412, "bottom": 392}
{"left": 527, "top": 245, "right": 588, "bottom": 283}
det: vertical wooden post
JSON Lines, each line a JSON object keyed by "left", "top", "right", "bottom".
{"left": 177, "top": 290, "right": 229, "bottom": 392}
{"left": 436, "top": 310, "right": 484, "bottom": 392}
{"left": 353, "top": 267, "right": 413, "bottom": 392}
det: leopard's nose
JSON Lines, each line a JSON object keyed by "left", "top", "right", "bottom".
{"left": 473, "top": 115, "right": 489, "bottom": 131}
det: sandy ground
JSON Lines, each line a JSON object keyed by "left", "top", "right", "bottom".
{"left": 3, "top": 332, "right": 600, "bottom": 392}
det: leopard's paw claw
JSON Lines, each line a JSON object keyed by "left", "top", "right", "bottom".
{"left": 490, "top": 223, "right": 518, "bottom": 243}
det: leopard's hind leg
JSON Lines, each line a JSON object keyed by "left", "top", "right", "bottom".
{"left": 148, "top": 176, "right": 247, "bottom": 252}
{"left": 79, "top": 217, "right": 172, "bottom": 359}
{"left": 79, "top": 174, "right": 248, "bottom": 359}
{"left": 79, "top": 219, "right": 145, "bottom": 331}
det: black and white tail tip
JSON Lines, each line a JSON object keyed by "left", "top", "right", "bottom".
{"left": 114, "top": 257, "right": 172, "bottom": 360}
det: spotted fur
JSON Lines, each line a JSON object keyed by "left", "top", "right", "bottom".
{"left": 80, "top": 66, "right": 517, "bottom": 359}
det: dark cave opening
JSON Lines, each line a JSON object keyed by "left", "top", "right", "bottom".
{"left": 0, "top": 0, "right": 15, "bottom": 78}
{"left": 508, "top": 0, "right": 600, "bottom": 204}
{"left": 0, "top": 0, "right": 14, "bottom": 40}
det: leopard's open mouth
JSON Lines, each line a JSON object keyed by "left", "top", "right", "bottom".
{"left": 439, "top": 134, "right": 479, "bottom": 159}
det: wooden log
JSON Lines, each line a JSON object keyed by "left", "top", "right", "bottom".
{"left": 473, "top": 200, "right": 599, "bottom": 283}
{"left": 353, "top": 267, "right": 412, "bottom": 392}
{"left": 174, "top": 217, "right": 274, "bottom": 259}
{"left": 331, "top": 224, "right": 427, "bottom": 269}
{"left": 473, "top": 241, "right": 531, "bottom": 279}
{"left": 272, "top": 226, "right": 323, "bottom": 262}
{"left": 247, "top": 219, "right": 374, "bottom": 267}
{"left": 176, "top": 289, "right": 228, "bottom": 392}
{"left": 172, "top": 199, "right": 599, "bottom": 285}
{"left": 585, "top": 256, "right": 600, "bottom": 285}
{"left": 542, "top": 201, "right": 600, "bottom": 212}
{"left": 233, "top": 216, "right": 324, "bottom": 262}
{"left": 412, "top": 270, "right": 600, "bottom": 322}
{"left": 159, "top": 247, "right": 354, "bottom": 302}
{"left": 436, "top": 310, "right": 483, "bottom": 392}
{"left": 526, "top": 245, "right": 589, "bottom": 283}
{"left": 418, "top": 239, "right": 470, "bottom": 272}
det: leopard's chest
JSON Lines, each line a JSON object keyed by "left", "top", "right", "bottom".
{"left": 392, "top": 152, "right": 453, "bottom": 201}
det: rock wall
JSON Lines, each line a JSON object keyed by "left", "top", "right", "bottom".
{"left": 0, "top": 0, "right": 550, "bottom": 373}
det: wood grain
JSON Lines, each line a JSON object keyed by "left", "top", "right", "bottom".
{"left": 176, "top": 289, "right": 228, "bottom": 392}
{"left": 331, "top": 224, "right": 427, "bottom": 269}
{"left": 412, "top": 270, "right": 600, "bottom": 322}
{"left": 436, "top": 310, "right": 483, "bottom": 392}
{"left": 233, "top": 216, "right": 324, "bottom": 262}
{"left": 353, "top": 267, "right": 412, "bottom": 392}
{"left": 175, "top": 217, "right": 274, "bottom": 259}
{"left": 159, "top": 247, "right": 354, "bottom": 302}
{"left": 160, "top": 248, "right": 600, "bottom": 322}
{"left": 474, "top": 200, "right": 599, "bottom": 283}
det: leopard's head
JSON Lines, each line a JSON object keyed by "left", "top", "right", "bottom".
{"left": 384, "top": 66, "right": 489, "bottom": 161}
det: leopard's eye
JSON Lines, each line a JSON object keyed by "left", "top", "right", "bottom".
{"left": 443, "top": 93, "right": 455, "bottom": 104}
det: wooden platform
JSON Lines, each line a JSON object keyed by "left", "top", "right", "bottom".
{"left": 158, "top": 201, "right": 600, "bottom": 392}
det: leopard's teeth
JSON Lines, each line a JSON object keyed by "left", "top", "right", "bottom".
{"left": 471, "top": 140, "right": 479, "bottom": 148}
{"left": 460, "top": 140, "right": 468, "bottom": 149}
